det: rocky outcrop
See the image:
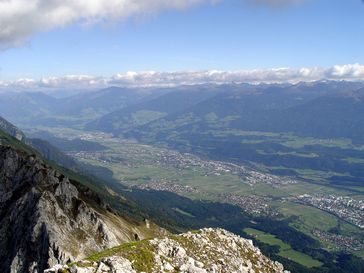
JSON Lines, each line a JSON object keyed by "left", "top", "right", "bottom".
{"left": 0, "top": 145, "right": 163, "bottom": 273}
{"left": 0, "top": 116, "right": 25, "bottom": 141}
{"left": 46, "top": 228, "right": 289, "bottom": 273}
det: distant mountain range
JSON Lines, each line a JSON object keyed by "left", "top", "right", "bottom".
{"left": 2, "top": 81, "right": 364, "bottom": 143}
{"left": 74, "top": 81, "right": 364, "bottom": 143}
{"left": 129, "top": 84, "right": 364, "bottom": 143}
{"left": 86, "top": 84, "right": 228, "bottom": 133}
{"left": 0, "top": 86, "right": 169, "bottom": 127}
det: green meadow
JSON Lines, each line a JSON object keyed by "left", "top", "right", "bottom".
{"left": 244, "top": 228, "right": 323, "bottom": 268}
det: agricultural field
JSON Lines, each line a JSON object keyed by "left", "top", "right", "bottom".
{"left": 26, "top": 126, "right": 364, "bottom": 258}
{"left": 243, "top": 228, "right": 323, "bottom": 268}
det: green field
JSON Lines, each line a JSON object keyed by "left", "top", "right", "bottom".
{"left": 244, "top": 228, "right": 323, "bottom": 268}
{"left": 28, "top": 126, "right": 364, "bottom": 258}
{"left": 343, "top": 157, "right": 364, "bottom": 164}
{"left": 354, "top": 250, "right": 364, "bottom": 259}
{"left": 209, "top": 129, "right": 364, "bottom": 150}
{"left": 278, "top": 203, "right": 339, "bottom": 232}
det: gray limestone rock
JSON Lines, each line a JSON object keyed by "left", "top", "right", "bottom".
{"left": 48, "top": 228, "right": 289, "bottom": 273}
{"left": 0, "top": 146, "right": 148, "bottom": 273}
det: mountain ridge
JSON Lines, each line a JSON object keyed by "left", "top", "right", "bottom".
{"left": 0, "top": 123, "right": 166, "bottom": 273}
{"left": 45, "top": 228, "right": 289, "bottom": 273}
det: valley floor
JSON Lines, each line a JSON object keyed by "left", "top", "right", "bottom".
{"left": 26, "top": 126, "right": 364, "bottom": 266}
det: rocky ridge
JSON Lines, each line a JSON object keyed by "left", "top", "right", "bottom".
{"left": 0, "top": 144, "right": 164, "bottom": 273}
{"left": 0, "top": 116, "right": 25, "bottom": 141}
{"left": 46, "top": 228, "right": 289, "bottom": 273}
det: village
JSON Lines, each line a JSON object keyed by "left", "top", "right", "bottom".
{"left": 293, "top": 194, "right": 364, "bottom": 229}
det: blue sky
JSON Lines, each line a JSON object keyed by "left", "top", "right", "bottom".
{"left": 0, "top": 0, "right": 363, "bottom": 81}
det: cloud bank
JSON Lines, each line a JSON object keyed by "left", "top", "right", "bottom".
{"left": 0, "top": 64, "right": 363, "bottom": 91}
{"left": 0, "top": 0, "right": 215, "bottom": 49}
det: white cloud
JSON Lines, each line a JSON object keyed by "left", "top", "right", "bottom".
{"left": 0, "top": 0, "right": 312, "bottom": 49}
{"left": 326, "top": 63, "right": 364, "bottom": 78}
{"left": 0, "top": 64, "right": 363, "bottom": 92}
{"left": 0, "top": 0, "right": 215, "bottom": 49}
{"left": 37, "top": 75, "right": 107, "bottom": 88}
{"left": 109, "top": 64, "right": 364, "bottom": 86}
{"left": 0, "top": 75, "right": 106, "bottom": 92}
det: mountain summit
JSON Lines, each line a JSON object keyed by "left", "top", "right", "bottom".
{"left": 46, "top": 228, "right": 289, "bottom": 273}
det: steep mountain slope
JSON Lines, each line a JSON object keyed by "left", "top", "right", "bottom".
{"left": 28, "top": 131, "right": 107, "bottom": 152}
{"left": 46, "top": 228, "right": 289, "bottom": 273}
{"left": 0, "top": 116, "right": 26, "bottom": 141}
{"left": 0, "top": 115, "right": 78, "bottom": 169}
{"left": 27, "top": 138, "right": 79, "bottom": 168}
{"left": 0, "top": 130, "right": 165, "bottom": 273}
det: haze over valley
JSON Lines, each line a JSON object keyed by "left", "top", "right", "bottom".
{"left": 0, "top": 1, "right": 364, "bottom": 273}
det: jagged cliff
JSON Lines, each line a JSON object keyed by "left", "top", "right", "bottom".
{"left": 46, "top": 228, "right": 289, "bottom": 273}
{"left": 0, "top": 144, "right": 165, "bottom": 273}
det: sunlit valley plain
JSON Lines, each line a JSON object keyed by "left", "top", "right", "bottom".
{"left": 0, "top": 1, "right": 364, "bottom": 273}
